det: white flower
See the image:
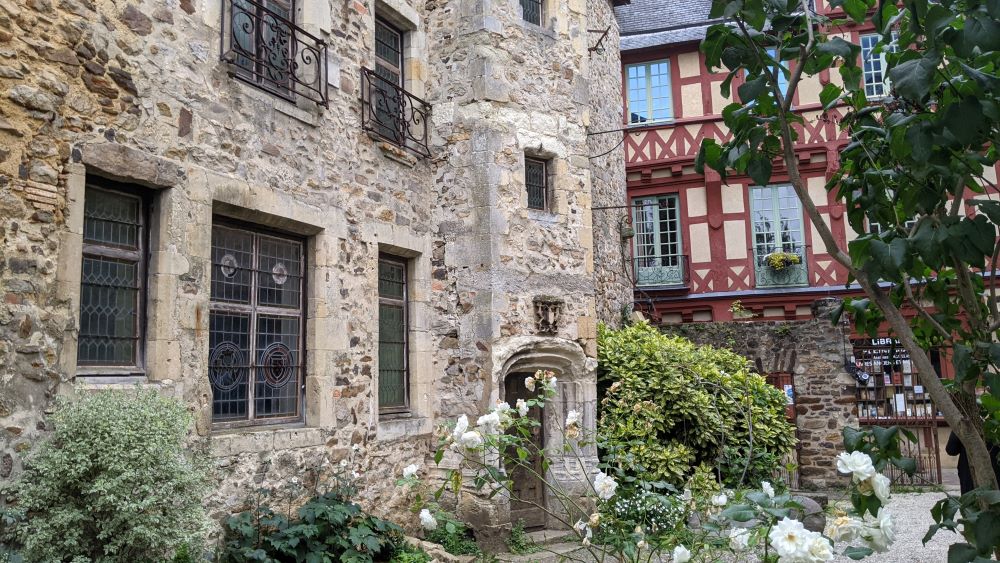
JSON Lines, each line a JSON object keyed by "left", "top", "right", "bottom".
{"left": 871, "top": 473, "right": 891, "bottom": 504}
{"left": 711, "top": 493, "right": 728, "bottom": 507}
{"left": 836, "top": 451, "right": 876, "bottom": 482}
{"left": 525, "top": 377, "right": 536, "bottom": 392}
{"left": 516, "top": 398, "right": 529, "bottom": 417}
{"left": 547, "top": 376, "right": 558, "bottom": 391}
{"left": 566, "top": 409, "right": 581, "bottom": 427}
{"left": 769, "top": 518, "right": 810, "bottom": 560}
{"left": 494, "top": 401, "right": 511, "bottom": 414}
{"left": 728, "top": 527, "right": 750, "bottom": 550}
{"left": 402, "top": 464, "right": 419, "bottom": 479}
{"left": 419, "top": 509, "right": 437, "bottom": 530}
{"left": 762, "top": 481, "right": 775, "bottom": 498}
{"left": 593, "top": 470, "right": 618, "bottom": 500}
{"left": 477, "top": 411, "right": 502, "bottom": 434}
{"left": 582, "top": 537, "right": 591, "bottom": 546}
{"left": 458, "top": 430, "right": 484, "bottom": 449}
{"left": 864, "top": 508, "right": 896, "bottom": 552}
{"left": 805, "top": 533, "right": 833, "bottom": 562}
{"left": 672, "top": 545, "right": 691, "bottom": 563}
{"left": 352, "top": 471, "right": 360, "bottom": 479}
{"left": 824, "top": 514, "right": 862, "bottom": 542}
{"left": 574, "top": 519, "right": 588, "bottom": 533}
{"left": 352, "top": 444, "right": 361, "bottom": 452}
{"left": 680, "top": 488, "right": 693, "bottom": 502}
{"left": 573, "top": 519, "right": 593, "bottom": 544}
{"left": 637, "top": 540, "right": 649, "bottom": 550}
{"left": 339, "top": 459, "right": 348, "bottom": 468}
{"left": 453, "top": 415, "right": 469, "bottom": 440}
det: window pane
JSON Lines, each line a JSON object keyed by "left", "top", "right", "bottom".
{"left": 520, "top": 0, "right": 541, "bottom": 25}
{"left": 78, "top": 256, "right": 139, "bottom": 365}
{"left": 627, "top": 64, "right": 649, "bottom": 123}
{"left": 257, "top": 235, "right": 302, "bottom": 308}
{"left": 379, "top": 259, "right": 405, "bottom": 299}
{"left": 255, "top": 315, "right": 301, "bottom": 419}
{"left": 210, "top": 312, "right": 251, "bottom": 421}
{"left": 379, "top": 302, "right": 406, "bottom": 408}
{"left": 525, "top": 158, "right": 547, "bottom": 210}
{"left": 84, "top": 188, "right": 140, "bottom": 248}
{"left": 211, "top": 226, "right": 253, "bottom": 304}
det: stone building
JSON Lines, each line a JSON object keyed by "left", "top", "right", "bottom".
{"left": 0, "top": 0, "right": 631, "bottom": 533}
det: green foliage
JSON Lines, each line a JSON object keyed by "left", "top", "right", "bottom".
{"left": 506, "top": 520, "right": 539, "bottom": 555}
{"left": 425, "top": 514, "right": 481, "bottom": 557}
{"left": 221, "top": 490, "right": 405, "bottom": 563}
{"left": 388, "top": 544, "right": 431, "bottom": 563}
{"left": 6, "top": 389, "right": 211, "bottom": 563}
{"left": 597, "top": 322, "right": 796, "bottom": 487}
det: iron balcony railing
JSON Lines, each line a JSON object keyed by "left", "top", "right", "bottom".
{"left": 634, "top": 254, "right": 688, "bottom": 287}
{"left": 361, "top": 67, "right": 431, "bottom": 158}
{"left": 220, "top": 0, "right": 328, "bottom": 107}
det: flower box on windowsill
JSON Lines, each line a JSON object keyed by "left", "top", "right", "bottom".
{"left": 764, "top": 251, "right": 802, "bottom": 271}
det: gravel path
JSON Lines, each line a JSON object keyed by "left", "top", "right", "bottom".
{"left": 831, "top": 491, "right": 958, "bottom": 563}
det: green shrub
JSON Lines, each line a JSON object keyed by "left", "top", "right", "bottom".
{"left": 424, "top": 514, "right": 480, "bottom": 556}
{"left": 7, "top": 389, "right": 211, "bottom": 562}
{"left": 506, "top": 520, "right": 538, "bottom": 555}
{"left": 221, "top": 490, "right": 405, "bottom": 563}
{"left": 598, "top": 322, "right": 795, "bottom": 487}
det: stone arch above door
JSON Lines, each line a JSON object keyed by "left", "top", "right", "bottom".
{"left": 491, "top": 337, "right": 598, "bottom": 528}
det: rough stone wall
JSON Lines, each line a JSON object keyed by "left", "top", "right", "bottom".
{"left": 0, "top": 0, "right": 626, "bottom": 534}
{"left": 663, "top": 307, "right": 859, "bottom": 491}
{"left": 585, "top": 0, "right": 629, "bottom": 328}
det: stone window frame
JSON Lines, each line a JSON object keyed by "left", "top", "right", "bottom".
{"left": 75, "top": 179, "right": 153, "bottom": 377}
{"left": 367, "top": 225, "right": 433, "bottom": 439}
{"left": 523, "top": 149, "right": 558, "bottom": 216}
{"left": 519, "top": 0, "right": 544, "bottom": 26}
{"left": 524, "top": 156, "right": 549, "bottom": 211}
{"left": 374, "top": 0, "right": 426, "bottom": 100}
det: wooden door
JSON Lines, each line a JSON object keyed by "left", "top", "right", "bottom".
{"left": 505, "top": 372, "right": 546, "bottom": 529}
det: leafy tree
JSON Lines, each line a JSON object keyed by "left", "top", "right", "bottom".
{"left": 695, "top": 0, "right": 1000, "bottom": 503}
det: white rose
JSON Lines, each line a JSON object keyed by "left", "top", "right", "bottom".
{"left": 637, "top": 540, "right": 649, "bottom": 550}
{"left": 711, "top": 493, "right": 728, "bottom": 507}
{"left": 871, "top": 473, "right": 891, "bottom": 504}
{"left": 805, "top": 532, "right": 834, "bottom": 562}
{"left": 459, "top": 430, "right": 484, "bottom": 449}
{"left": 836, "top": 451, "right": 876, "bottom": 482}
{"left": 402, "top": 464, "right": 419, "bottom": 479}
{"left": 728, "top": 527, "right": 750, "bottom": 550}
{"left": 672, "top": 545, "right": 691, "bottom": 563}
{"left": 547, "top": 376, "right": 558, "bottom": 391}
{"left": 419, "top": 509, "right": 437, "bottom": 530}
{"left": 864, "top": 508, "right": 896, "bottom": 552}
{"left": 762, "top": 481, "right": 775, "bottom": 498}
{"left": 524, "top": 377, "right": 536, "bottom": 392}
{"left": 588, "top": 512, "right": 601, "bottom": 527}
{"left": 477, "top": 411, "right": 501, "bottom": 434}
{"left": 494, "top": 401, "right": 511, "bottom": 414}
{"left": 516, "top": 399, "right": 529, "bottom": 417}
{"left": 452, "top": 415, "right": 469, "bottom": 440}
{"left": 565, "top": 409, "right": 581, "bottom": 427}
{"left": 593, "top": 470, "right": 618, "bottom": 500}
{"left": 824, "top": 514, "right": 862, "bottom": 542}
{"left": 769, "top": 518, "right": 810, "bottom": 560}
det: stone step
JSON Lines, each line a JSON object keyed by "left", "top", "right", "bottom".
{"left": 496, "top": 541, "right": 593, "bottom": 563}
{"left": 525, "top": 529, "right": 576, "bottom": 546}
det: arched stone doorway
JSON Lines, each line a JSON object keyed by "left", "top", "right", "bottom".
{"left": 492, "top": 337, "right": 598, "bottom": 529}
{"left": 503, "top": 372, "right": 545, "bottom": 529}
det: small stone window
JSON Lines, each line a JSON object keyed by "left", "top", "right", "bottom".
{"left": 525, "top": 156, "right": 549, "bottom": 211}
{"left": 378, "top": 255, "right": 409, "bottom": 413}
{"left": 209, "top": 222, "right": 305, "bottom": 426}
{"left": 520, "top": 0, "right": 542, "bottom": 25}
{"left": 77, "top": 181, "right": 149, "bottom": 373}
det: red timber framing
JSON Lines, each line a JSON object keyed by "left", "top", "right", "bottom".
{"left": 622, "top": 1, "right": 1000, "bottom": 324}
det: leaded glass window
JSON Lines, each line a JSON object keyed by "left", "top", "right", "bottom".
{"left": 520, "top": 0, "right": 542, "bottom": 25}
{"left": 750, "top": 185, "right": 808, "bottom": 287}
{"left": 378, "top": 256, "right": 408, "bottom": 412}
{"left": 77, "top": 184, "right": 147, "bottom": 369}
{"left": 632, "top": 195, "right": 684, "bottom": 286}
{"left": 209, "top": 223, "right": 304, "bottom": 425}
{"left": 525, "top": 157, "right": 548, "bottom": 210}
{"left": 626, "top": 60, "right": 673, "bottom": 125}
{"left": 373, "top": 18, "right": 403, "bottom": 143}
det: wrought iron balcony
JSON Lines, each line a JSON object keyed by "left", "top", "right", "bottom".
{"left": 634, "top": 254, "right": 688, "bottom": 287}
{"left": 361, "top": 67, "right": 431, "bottom": 158}
{"left": 220, "top": 0, "right": 328, "bottom": 107}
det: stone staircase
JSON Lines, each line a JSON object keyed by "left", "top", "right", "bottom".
{"left": 495, "top": 529, "right": 592, "bottom": 563}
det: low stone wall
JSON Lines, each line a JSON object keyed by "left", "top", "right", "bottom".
{"left": 662, "top": 305, "right": 858, "bottom": 491}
